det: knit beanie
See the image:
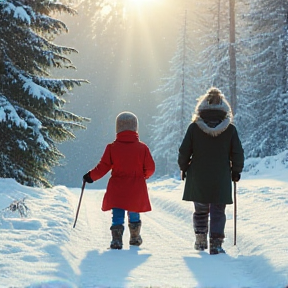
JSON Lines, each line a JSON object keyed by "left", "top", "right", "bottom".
{"left": 116, "top": 111, "right": 138, "bottom": 133}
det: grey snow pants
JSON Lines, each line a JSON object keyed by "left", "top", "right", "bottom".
{"left": 193, "top": 202, "right": 226, "bottom": 239}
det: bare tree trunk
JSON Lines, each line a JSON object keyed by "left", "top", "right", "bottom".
{"left": 181, "top": 10, "right": 187, "bottom": 137}
{"left": 213, "top": 0, "right": 221, "bottom": 87}
{"left": 229, "top": 0, "right": 237, "bottom": 114}
{"left": 283, "top": 11, "right": 288, "bottom": 94}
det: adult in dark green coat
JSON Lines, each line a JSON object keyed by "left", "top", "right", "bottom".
{"left": 178, "top": 87, "right": 244, "bottom": 255}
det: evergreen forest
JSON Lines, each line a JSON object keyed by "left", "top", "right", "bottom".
{"left": 1, "top": 0, "right": 287, "bottom": 186}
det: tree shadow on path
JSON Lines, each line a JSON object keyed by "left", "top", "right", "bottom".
{"left": 78, "top": 247, "right": 151, "bottom": 288}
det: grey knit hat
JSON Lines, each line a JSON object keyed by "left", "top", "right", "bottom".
{"left": 116, "top": 111, "right": 138, "bottom": 133}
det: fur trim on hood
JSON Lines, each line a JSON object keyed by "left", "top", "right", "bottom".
{"left": 192, "top": 88, "right": 233, "bottom": 137}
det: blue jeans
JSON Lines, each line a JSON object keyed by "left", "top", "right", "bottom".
{"left": 112, "top": 208, "right": 140, "bottom": 226}
{"left": 193, "top": 202, "right": 226, "bottom": 238}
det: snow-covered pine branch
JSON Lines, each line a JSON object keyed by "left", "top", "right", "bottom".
{"left": 150, "top": 10, "right": 197, "bottom": 177}
{"left": 0, "top": 0, "right": 89, "bottom": 187}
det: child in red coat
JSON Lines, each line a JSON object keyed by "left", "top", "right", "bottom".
{"left": 83, "top": 111, "right": 155, "bottom": 249}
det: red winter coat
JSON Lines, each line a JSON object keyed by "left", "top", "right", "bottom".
{"left": 89, "top": 131, "right": 155, "bottom": 212}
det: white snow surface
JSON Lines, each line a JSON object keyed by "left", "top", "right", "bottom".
{"left": 1, "top": 154, "right": 288, "bottom": 288}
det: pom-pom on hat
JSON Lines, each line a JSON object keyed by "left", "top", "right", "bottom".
{"left": 116, "top": 111, "right": 138, "bottom": 133}
{"left": 206, "top": 87, "right": 223, "bottom": 105}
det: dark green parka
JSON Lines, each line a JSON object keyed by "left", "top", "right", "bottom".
{"left": 178, "top": 93, "right": 244, "bottom": 204}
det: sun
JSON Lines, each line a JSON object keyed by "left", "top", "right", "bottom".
{"left": 126, "top": 0, "right": 159, "bottom": 8}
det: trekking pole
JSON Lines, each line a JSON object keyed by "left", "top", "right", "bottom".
{"left": 233, "top": 181, "right": 237, "bottom": 245}
{"left": 73, "top": 180, "right": 86, "bottom": 228}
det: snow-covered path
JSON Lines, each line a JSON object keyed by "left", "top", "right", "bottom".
{"left": 67, "top": 178, "right": 288, "bottom": 288}
{"left": 1, "top": 174, "right": 288, "bottom": 288}
{"left": 68, "top": 187, "right": 256, "bottom": 288}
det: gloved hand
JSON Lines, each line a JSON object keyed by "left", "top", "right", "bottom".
{"left": 181, "top": 171, "right": 186, "bottom": 181}
{"left": 83, "top": 172, "right": 93, "bottom": 183}
{"left": 231, "top": 171, "right": 241, "bottom": 182}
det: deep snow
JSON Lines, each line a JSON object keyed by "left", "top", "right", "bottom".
{"left": 1, "top": 152, "right": 288, "bottom": 288}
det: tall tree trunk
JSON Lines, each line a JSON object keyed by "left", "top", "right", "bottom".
{"left": 213, "top": 0, "right": 221, "bottom": 87}
{"left": 181, "top": 10, "right": 187, "bottom": 137}
{"left": 229, "top": 0, "right": 237, "bottom": 114}
{"left": 283, "top": 11, "right": 288, "bottom": 94}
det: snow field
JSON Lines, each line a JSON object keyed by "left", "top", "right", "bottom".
{"left": 0, "top": 174, "right": 288, "bottom": 288}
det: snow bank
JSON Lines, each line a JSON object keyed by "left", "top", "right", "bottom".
{"left": 0, "top": 152, "right": 288, "bottom": 287}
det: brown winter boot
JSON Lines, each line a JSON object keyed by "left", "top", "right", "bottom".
{"left": 209, "top": 238, "right": 225, "bottom": 255}
{"left": 128, "top": 221, "right": 143, "bottom": 246}
{"left": 110, "top": 224, "right": 124, "bottom": 250}
{"left": 194, "top": 233, "right": 208, "bottom": 251}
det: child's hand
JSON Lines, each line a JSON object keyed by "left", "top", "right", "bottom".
{"left": 83, "top": 172, "right": 93, "bottom": 183}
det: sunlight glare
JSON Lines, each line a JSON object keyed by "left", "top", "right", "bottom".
{"left": 127, "top": 0, "right": 162, "bottom": 8}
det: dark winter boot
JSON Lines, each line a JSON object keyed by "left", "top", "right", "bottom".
{"left": 209, "top": 238, "right": 225, "bottom": 255}
{"left": 128, "top": 221, "right": 142, "bottom": 246}
{"left": 194, "top": 233, "right": 208, "bottom": 251}
{"left": 110, "top": 224, "right": 124, "bottom": 250}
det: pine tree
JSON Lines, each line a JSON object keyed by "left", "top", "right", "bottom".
{"left": 235, "top": 0, "right": 288, "bottom": 158}
{"left": 195, "top": 0, "right": 231, "bottom": 96}
{"left": 150, "top": 11, "right": 197, "bottom": 177}
{"left": 0, "top": 0, "right": 89, "bottom": 187}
